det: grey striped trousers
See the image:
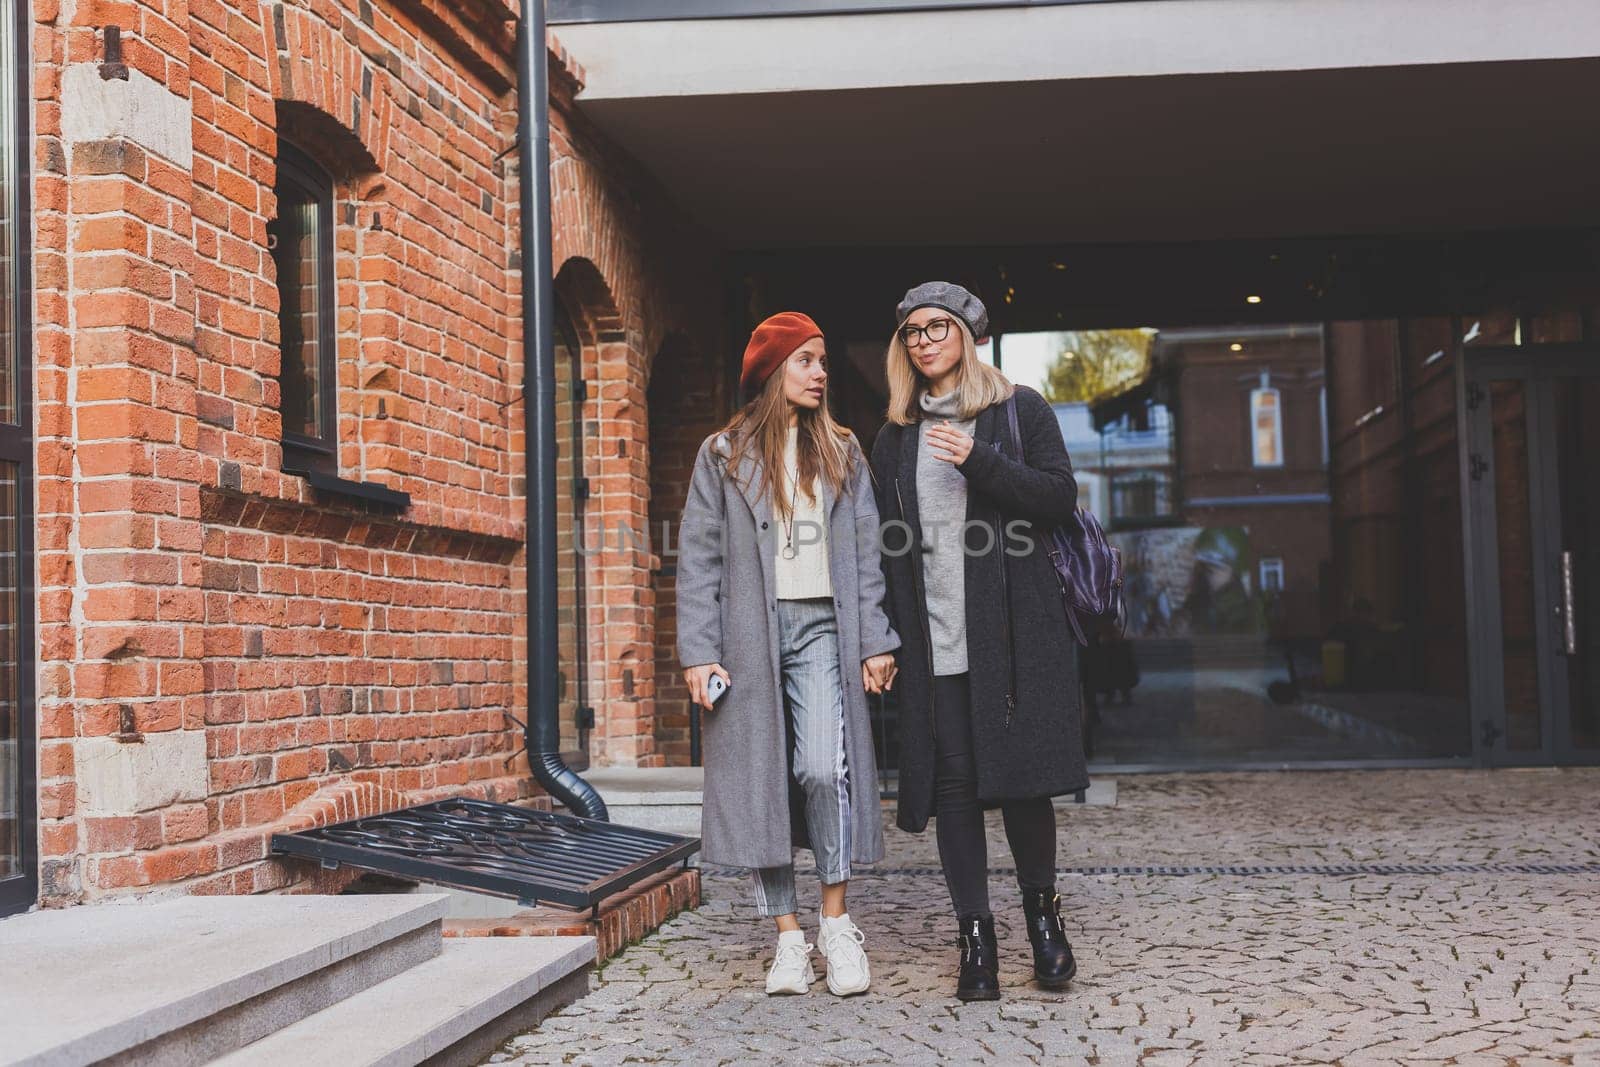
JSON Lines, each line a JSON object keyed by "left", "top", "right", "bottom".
{"left": 750, "top": 596, "right": 852, "bottom": 917}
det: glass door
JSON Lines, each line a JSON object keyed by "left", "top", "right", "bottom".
{"left": 1463, "top": 348, "right": 1600, "bottom": 766}
{"left": 0, "top": 0, "right": 35, "bottom": 918}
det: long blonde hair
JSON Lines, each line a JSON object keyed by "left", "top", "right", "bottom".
{"left": 884, "top": 315, "right": 1013, "bottom": 425}
{"left": 720, "top": 360, "right": 855, "bottom": 520}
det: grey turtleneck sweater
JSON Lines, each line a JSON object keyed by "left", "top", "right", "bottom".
{"left": 916, "top": 389, "right": 976, "bottom": 676}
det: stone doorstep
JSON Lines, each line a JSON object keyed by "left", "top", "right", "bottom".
{"left": 0, "top": 893, "right": 451, "bottom": 1067}
{"left": 210, "top": 938, "right": 596, "bottom": 1067}
{"left": 443, "top": 868, "right": 701, "bottom": 961}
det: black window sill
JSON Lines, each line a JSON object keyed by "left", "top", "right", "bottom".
{"left": 294, "top": 469, "right": 412, "bottom": 509}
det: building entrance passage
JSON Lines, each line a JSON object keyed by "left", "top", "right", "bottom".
{"left": 741, "top": 233, "right": 1600, "bottom": 772}
{"left": 1464, "top": 348, "right": 1600, "bottom": 766}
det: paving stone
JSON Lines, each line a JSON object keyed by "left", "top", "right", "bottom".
{"left": 485, "top": 769, "right": 1600, "bottom": 1065}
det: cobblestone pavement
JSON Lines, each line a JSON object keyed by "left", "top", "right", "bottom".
{"left": 488, "top": 769, "right": 1600, "bottom": 1066}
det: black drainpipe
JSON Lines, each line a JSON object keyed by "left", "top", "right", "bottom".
{"left": 516, "top": 0, "right": 608, "bottom": 821}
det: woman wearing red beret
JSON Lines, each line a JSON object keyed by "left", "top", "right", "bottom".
{"left": 676, "top": 312, "right": 900, "bottom": 997}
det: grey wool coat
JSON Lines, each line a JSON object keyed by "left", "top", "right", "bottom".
{"left": 870, "top": 385, "right": 1089, "bottom": 834}
{"left": 676, "top": 430, "right": 899, "bottom": 870}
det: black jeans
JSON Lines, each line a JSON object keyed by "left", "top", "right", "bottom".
{"left": 932, "top": 673, "right": 1058, "bottom": 920}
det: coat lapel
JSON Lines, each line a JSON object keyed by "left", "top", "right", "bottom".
{"left": 723, "top": 447, "right": 779, "bottom": 572}
{"left": 734, "top": 457, "right": 769, "bottom": 523}
{"left": 896, "top": 419, "right": 921, "bottom": 538}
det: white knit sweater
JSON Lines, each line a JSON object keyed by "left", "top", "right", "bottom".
{"left": 774, "top": 427, "right": 833, "bottom": 600}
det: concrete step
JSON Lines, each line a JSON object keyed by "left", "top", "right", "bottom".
{"left": 581, "top": 766, "right": 703, "bottom": 839}
{"left": 0, "top": 893, "right": 448, "bottom": 1067}
{"left": 212, "top": 936, "right": 596, "bottom": 1067}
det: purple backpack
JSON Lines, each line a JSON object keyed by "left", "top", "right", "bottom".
{"left": 1004, "top": 397, "right": 1125, "bottom": 646}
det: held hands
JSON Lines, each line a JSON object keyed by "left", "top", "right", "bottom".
{"left": 689, "top": 657, "right": 895, "bottom": 705}
{"left": 926, "top": 424, "right": 974, "bottom": 466}
{"left": 684, "top": 663, "right": 730, "bottom": 710}
{"left": 862, "top": 653, "right": 898, "bottom": 695}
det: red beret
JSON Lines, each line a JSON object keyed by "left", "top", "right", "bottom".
{"left": 741, "top": 312, "right": 823, "bottom": 397}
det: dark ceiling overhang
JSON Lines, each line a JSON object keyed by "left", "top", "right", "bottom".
{"left": 731, "top": 229, "right": 1600, "bottom": 337}
{"left": 573, "top": 58, "right": 1600, "bottom": 250}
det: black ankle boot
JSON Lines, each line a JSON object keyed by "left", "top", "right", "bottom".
{"left": 1022, "top": 888, "right": 1076, "bottom": 988}
{"left": 955, "top": 914, "right": 1000, "bottom": 1002}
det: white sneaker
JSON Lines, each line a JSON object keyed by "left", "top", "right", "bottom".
{"left": 765, "top": 931, "right": 815, "bottom": 995}
{"left": 818, "top": 913, "right": 871, "bottom": 996}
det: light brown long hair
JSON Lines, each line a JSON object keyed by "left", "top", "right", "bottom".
{"left": 720, "top": 357, "right": 855, "bottom": 521}
{"left": 884, "top": 315, "right": 1014, "bottom": 425}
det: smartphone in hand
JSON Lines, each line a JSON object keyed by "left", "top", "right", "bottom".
{"left": 706, "top": 673, "right": 729, "bottom": 706}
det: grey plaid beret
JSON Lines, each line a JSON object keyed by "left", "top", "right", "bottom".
{"left": 896, "top": 281, "right": 989, "bottom": 339}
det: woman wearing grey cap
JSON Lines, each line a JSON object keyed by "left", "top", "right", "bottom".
{"left": 869, "top": 281, "right": 1087, "bottom": 1002}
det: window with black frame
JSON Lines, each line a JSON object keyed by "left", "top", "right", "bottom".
{"left": 0, "top": 0, "right": 36, "bottom": 918}
{"left": 270, "top": 143, "right": 336, "bottom": 475}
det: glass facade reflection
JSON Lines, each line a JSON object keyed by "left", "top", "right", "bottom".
{"left": 989, "top": 308, "right": 1600, "bottom": 767}
{"left": 0, "top": 0, "right": 30, "bottom": 914}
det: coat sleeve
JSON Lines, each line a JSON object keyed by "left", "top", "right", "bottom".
{"left": 957, "top": 385, "right": 1080, "bottom": 527}
{"left": 676, "top": 437, "right": 727, "bottom": 669}
{"left": 852, "top": 438, "right": 900, "bottom": 661}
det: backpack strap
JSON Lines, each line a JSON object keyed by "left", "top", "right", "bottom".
{"left": 1003, "top": 393, "right": 1026, "bottom": 463}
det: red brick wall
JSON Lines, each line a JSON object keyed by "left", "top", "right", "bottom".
{"left": 647, "top": 332, "right": 729, "bottom": 765}
{"left": 30, "top": 0, "right": 723, "bottom": 903}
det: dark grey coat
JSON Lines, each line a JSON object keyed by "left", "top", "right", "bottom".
{"left": 870, "top": 385, "right": 1088, "bottom": 834}
{"left": 676, "top": 431, "right": 899, "bottom": 869}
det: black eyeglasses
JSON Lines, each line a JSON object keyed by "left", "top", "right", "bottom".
{"left": 898, "top": 317, "right": 954, "bottom": 348}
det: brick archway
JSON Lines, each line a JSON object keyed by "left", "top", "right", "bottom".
{"left": 551, "top": 256, "right": 658, "bottom": 766}
{"left": 646, "top": 331, "right": 727, "bottom": 766}
{"left": 259, "top": 1, "right": 395, "bottom": 173}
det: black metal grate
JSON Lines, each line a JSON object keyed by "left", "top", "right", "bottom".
{"left": 272, "top": 798, "right": 699, "bottom": 911}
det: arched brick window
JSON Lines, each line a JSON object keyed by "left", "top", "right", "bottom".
{"left": 270, "top": 143, "right": 336, "bottom": 476}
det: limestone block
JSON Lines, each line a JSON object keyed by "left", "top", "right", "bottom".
{"left": 77, "top": 730, "right": 208, "bottom": 815}
{"left": 60, "top": 64, "right": 194, "bottom": 165}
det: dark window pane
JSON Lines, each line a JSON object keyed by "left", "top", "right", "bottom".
{"left": 0, "top": 465, "right": 18, "bottom": 880}
{"left": 1553, "top": 378, "right": 1600, "bottom": 751}
{"left": 1524, "top": 308, "right": 1583, "bottom": 345}
{"left": 1487, "top": 380, "right": 1542, "bottom": 751}
{"left": 0, "top": 0, "right": 14, "bottom": 424}
{"left": 553, "top": 303, "right": 588, "bottom": 759}
{"left": 271, "top": 187, "right": 323, "bottom": 441}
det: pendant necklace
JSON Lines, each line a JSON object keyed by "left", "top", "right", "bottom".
{"left": 780, "top": 459, "right": 800, "bottom": 560}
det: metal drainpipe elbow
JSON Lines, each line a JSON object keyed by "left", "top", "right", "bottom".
{"left": 517, "top": 0, "right": 607, "bottom": 823}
